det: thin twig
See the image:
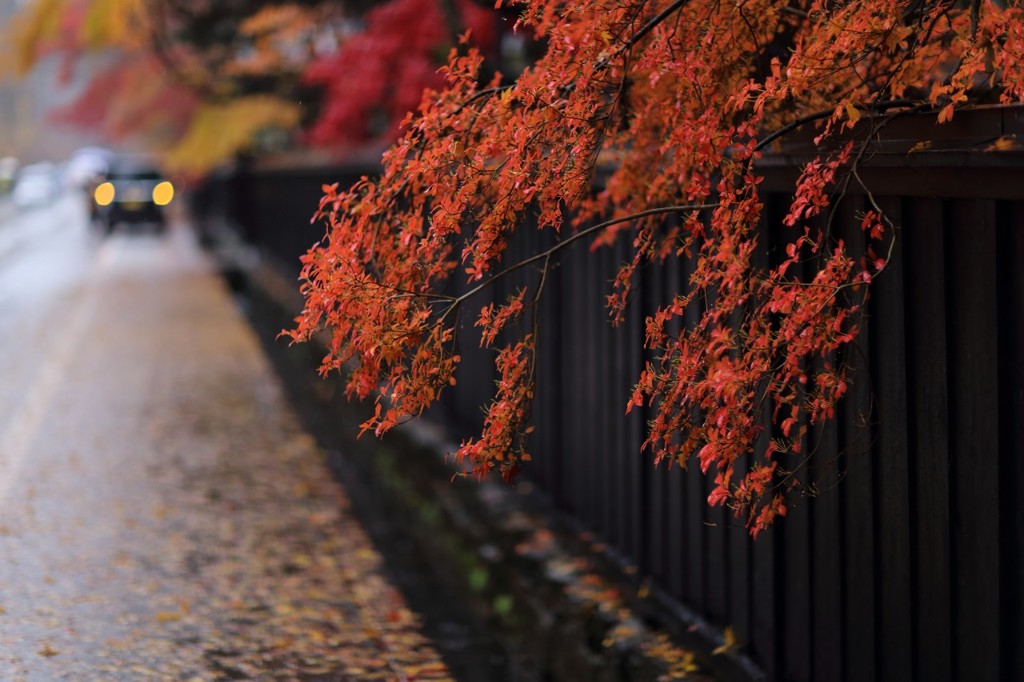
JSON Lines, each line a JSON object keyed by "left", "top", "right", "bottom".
{"left": 439, "top": 202, "right": 718, "bottom": 325}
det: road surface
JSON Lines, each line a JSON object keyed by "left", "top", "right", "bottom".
{"left": 0, "top": 192, "right": 458, "bottom": 680}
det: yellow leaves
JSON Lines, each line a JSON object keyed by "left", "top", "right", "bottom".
{"left": 644, "top": 633, "right": 700, "bottom": 678}
{"left": 156, "top": 598, "right": 191, "bottom": 622}
{"left": 2, "top": 0, "right": 67, "bottom": 76}
{"left": 4, "top": 1, "right": 303, "bottom": 169}
{"left": 603, "top": 622, "right": 639, "bottom": 648}
{"left": 37, "top": 644, "right": 60, "bottom": 657}
{"left": 80, "top": 0, "right": 149, "bottom": 50}
{"left": 844, "top": 102, "right": 861, "bottom": 126}
{"left": 2, "top": 0, "right": 148, "bottom": 76}
{"left": 155, "top": 610, "right": 183, "bottom": 623}
{"left": 986, "top": 135, "right": 1018, "bottom": 152}
{"left": 712, "top": 625, "right": 740, "bottom": 655}
{"left": 500, "top": 87, "right": 515, "bottom": 108}
{"left": 908, "top": 135, "right": 1015, "bottom": 154}
{"left": 162, "top": 96, "right": 302, "bottom": 175}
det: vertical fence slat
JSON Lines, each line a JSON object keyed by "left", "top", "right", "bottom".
{"left": 904, "top": 197, "right": 952, "bottom": 682}
{"left": 781, "top": 444, "right": 812, "bottom": 682}
{"left": 872, "top": 196, "right": 914, "bottom": 681}
{"left": 544, "top": 228, "right": 565, "bottom": 497}
{"left": 644, "top": 257, "right": 667, "bottom": 579}
{"left": 748, "top": 198, "right": 780, "bottom": 679}
{"left": 811, "top": 411, "right": 842, "bottom": 682}
{"left": 706, "top": 493, "right": 728, "bottom": 625}
{"left": 840, "top": 195, "right": 877, "bottom": 682}
{"left": 682, "top": 452, "right": 702, "bottom": 607}
{"left": 996, "top": 201, "right": 1024, "bottom": 681}
{"left": 563, "top": 241, "right": 584, "bottom": 515}
{"left": 570, "top": 243, "right": 585, "bottom": 515}
{"left": 751, "top": 521, "right": 780, "bottom": 680}
{"left": 598, "top": 244, "right": 614, "bottom": 540}
{"left": 623, "top": 234, "right": 646, "bottom": 563}
{"left": 649, "top": 249, "right": 677, "bottom": 598}
{"left": 947, "top": 199, "right": 1001, "bottom": 682}
{"left": 582, "top": 247, "right": 597, "bottom": 524}
{"left": 781, "top": 218, "right": 813, "bottom": 681}
{"left": 728, "top": 519, "right": 752, "bottom": 654}
{"left": 611, "top": 237, "right": 628, "bottom": 553}
{"left": 811, "top": 189, "right": 844, "bottom": 682}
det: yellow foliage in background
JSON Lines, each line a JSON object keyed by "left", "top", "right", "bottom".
{"left": 3, "top": 0, "right": 312, "bottom": 175}
{"left": 163, "top": 96, "right": 301, "bottom": 175}
{"left": 3, "top": 0, "right": 148, "bottom": 75}
{"left": 79, "top": 0, "right": 149, "bottom": 50}
{"left": 4, "top": 0, "right": 66, "bottom": 76}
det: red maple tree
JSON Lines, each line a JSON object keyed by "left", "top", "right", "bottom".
{"left": 289, "top": 0, "right": 1024, "bottom": 535}
{"left": 303, "top": 0, "right": 499, "bottom": 146}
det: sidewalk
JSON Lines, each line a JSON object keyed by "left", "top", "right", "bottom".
{"left": 0, "top": 228, "right": 465, "bottom": 679}
{"left": 240, "top": 255, "right": 729, "bottom": 682}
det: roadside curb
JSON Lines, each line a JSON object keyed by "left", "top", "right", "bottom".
{"left": 237, "top": 256, "right": 763, "bottom": 682}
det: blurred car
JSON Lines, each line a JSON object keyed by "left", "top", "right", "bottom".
{"left": 66, "top": 146, "right": 112, "bottom": 189}
{"left": 92, "top": 155, "right": 174, "bottom": 235}
{"left": 12, "top": 162, "right": 61, "bottom": 209}
{"left": 0, "top": 156, "right": 19, "bottom": 195}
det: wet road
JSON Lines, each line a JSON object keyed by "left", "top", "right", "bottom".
{"left": 0, "top": 195, "right": 453, "bottom": 680}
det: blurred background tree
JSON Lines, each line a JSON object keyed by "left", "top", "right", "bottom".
{"left": 3, "top": 0, "right": 517, "bottom": 174}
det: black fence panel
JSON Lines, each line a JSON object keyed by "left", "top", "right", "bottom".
{"left": 199, "top": 109, "right": 1024, "bottom": 680}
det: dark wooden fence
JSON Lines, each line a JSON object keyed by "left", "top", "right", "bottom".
{"left": 193, "top": 107, "right": 1024, "bottom": 682}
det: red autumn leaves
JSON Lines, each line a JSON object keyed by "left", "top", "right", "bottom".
{"left": 291, "top": 0, "right": 1024, "bottom": 535}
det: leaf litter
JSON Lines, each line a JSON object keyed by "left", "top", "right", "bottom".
{"left": 0, "top": 306, "right": 455, "bottom": 680}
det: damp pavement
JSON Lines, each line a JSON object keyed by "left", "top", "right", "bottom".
{"left": 0, "top": 194, "right": 494, "bottom": 680}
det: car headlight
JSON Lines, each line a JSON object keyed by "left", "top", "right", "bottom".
{"left": 94, "top": 182, "right": 115, "bottom": 206}
{"left": 152, "top": 181, "right": 174, "bottom": 206}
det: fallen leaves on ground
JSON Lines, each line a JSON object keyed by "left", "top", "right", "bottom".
{"left": 0, "top": 327, "right": 455, "bottom": 680}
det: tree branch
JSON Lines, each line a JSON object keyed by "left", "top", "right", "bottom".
{"left": 754, "top": 99, "right": 925, "bottom": 152}
{"left": 441, "top": 202, "right": 717, "bottom": 323}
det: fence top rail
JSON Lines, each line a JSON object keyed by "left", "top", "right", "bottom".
{"left": 237, "top": 104, "right": 1024, "bottom": 199}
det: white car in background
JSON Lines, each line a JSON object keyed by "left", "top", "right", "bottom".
{"left": 0, "top": 156, "right": 19, "bottom": 195}
{"left": 12, "top": 163, "right": 61, "bottom": 209}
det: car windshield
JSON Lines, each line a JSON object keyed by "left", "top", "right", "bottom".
{"left": 110, "top": 170, "right": 161, "bottom": 181}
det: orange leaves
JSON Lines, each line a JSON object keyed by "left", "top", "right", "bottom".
{"left": 637, "top": 149, "right": 877, "bottom": 532}
{"left": 477, "top": 289, "right": 528, "bottom": 348}
{"left": 784, "top": 143, "right": 853, "bottom": 228}
{"left": 292, "top": 0, "right": 1024, "bottom": 537}
{"left": 226, "top": 4, "right": 322, "bottom": 78}
{"left": 456, "top": 336, "right": 537, "bottom": 481}
{"left": 988, "top": 5, "right": 1024, "bottom": 103}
